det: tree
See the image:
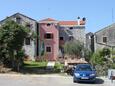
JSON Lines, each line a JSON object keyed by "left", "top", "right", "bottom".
{"left": 83, "top": 48, "right": 92, "bottom": 61}
{"left": 90, "top": 48, "right": 113, "bottom": 76}
{"left": 100, "top": 48, "right": 111, "bottom": 57}
{"left": 15, "top": 50, "right": 25, "bottom": 71}
{"left": 0, "top": 20, "right": 30, "bottom": 71}
{"left": 64, "top": 40, "right": 90, "bottom": 59}
{"left": 90, "top": 51, "right": 104, "bottom": 65}
{"left": 63, "top": 40, "right": 92, "bottom": 64}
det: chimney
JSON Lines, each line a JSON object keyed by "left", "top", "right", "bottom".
{"left": 82, "top": 17, "right": 86, "bottom": 21}
{"left": 82, "top": 17, "right": 86, "bottom": 25}
{"left": 77, "top": 16, "right": 80, "bottom": 25}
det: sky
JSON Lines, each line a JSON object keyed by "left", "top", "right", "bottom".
{"left": 0, "top": 0, "right": 115, "bottom": 33}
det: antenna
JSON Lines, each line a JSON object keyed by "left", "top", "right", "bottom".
{"left": 112, "top": 8, "right": 114, "bottom": 22}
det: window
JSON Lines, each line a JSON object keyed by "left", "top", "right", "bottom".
{"left": 69, "top": 27, "right": 73, "bottom": 30}
{"left": 103, "top": 37, "right": 107, "bottom": 43}
{"left": 47, "top": 23, "right": 51, "bottom": 26}
{"left": 26, "top": 23, "right": 31, "bottom": 28}
{"left": 25, "top": 38, "right": 31, "bottom": 45}
{"left": 44, "top": 33, "right": 53, "bottom": 39}
{"left": 46, "top": 46, "right": 51, "bottom": 52}
{"left": 16, "top": 17, "right": 21, "bottom": 24}
{"left": 60, "top": 37, "right": 64, "bottom": 40}
{"left": 69, "top": 36, "right": 74, "bottom": 41}
{"left": 76, "top": 65, "right": 92, "bottom": 71}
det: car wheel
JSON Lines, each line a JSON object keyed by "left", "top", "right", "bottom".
{"left": 73, "top": 78, "right": 78, "bottom": 83}
{"left": 73, "top": 80, "right": 76, "bottom": 83}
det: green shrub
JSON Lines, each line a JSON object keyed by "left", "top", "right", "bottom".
{"left": 112, "top": 56, "right": 115, "bottom": 62}
{"left": 111, "top": 63, "right": 115, "bottom": 69}
{"left": 90, "top": 48, "right": 113, "bottom": 76}
{"left": 54, "top": 62, "right": 64, "bottom": 72}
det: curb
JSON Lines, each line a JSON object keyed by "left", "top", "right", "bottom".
{"left": 0, "top": 73, "right": 71, "bottom": 78}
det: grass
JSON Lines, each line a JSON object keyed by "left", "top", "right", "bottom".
{"left": 24, "top": 61, "right": 47, "bottom": 68}
{"left": 24, "top": 61, "right": 64, "bottom": 69}
{"left": 22, "top": 61, "right": 65, "bottom": 74}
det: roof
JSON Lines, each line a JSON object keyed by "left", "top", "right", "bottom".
{"left": 39, "top": 18, "right": 57, "bottom": 21}
{"left": 59, "top": 20, "right": 85, "bottom": 25}
{"left": 95, "top": 23, "right": 115, "bottom": 34}
{"left": 16, "top": 13, "right": 37, "bottom": 21}
{"left": 59, "top": 21, "right": 77, "bottom": 25}
{"left": 0, "top": 12, "right": 37, "bottom": 24}
{"left": 39, "top": 18, "right": 86, "bottom": 25}
{"left": 86, "top": 32, "right": 94, "bottom": 36}
{"left": 39, "top": 18, "right": 58, "bottom": 23}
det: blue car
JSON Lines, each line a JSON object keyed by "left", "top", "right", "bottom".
{"left": 73, "top": 64, "right": 96, "bottom": 83}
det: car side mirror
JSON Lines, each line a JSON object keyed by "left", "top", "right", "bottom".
{"left": 73, "top": 66, "right": 76, "bottom": 70}
{"left": 74, "top": 66, "right": 77, "bottom": 69}
{"left": 92, "top": 66, "right": 96, "bottom": 71}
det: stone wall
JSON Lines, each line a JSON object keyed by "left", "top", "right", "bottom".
{"left": 59, "top": 26, "right": 85, "bottom": 44}
{"left": 94, "top": 24, "right": 115, "bottom": 51}
{"left": 0, "top": 13, "right": 37, "bottom": 60}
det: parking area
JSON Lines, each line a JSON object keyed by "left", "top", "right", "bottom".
{"left": 0, "top": 74, "right": 115, "bottom": 86}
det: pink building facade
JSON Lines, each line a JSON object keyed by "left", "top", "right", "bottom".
{"left": 39, "top": 18, "right": 59, "bottom": 61}
{"left": 38, "top": 18, "right": 86, "bottom": 61}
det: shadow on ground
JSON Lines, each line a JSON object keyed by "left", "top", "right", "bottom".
{"left": 18, "top": 67, "right": 61, "bottom": 74}
{"left": 76, "top": 78, "right": 104, "bottom": 84}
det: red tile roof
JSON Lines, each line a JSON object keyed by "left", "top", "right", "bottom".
{"left": 39, "top": 18, "right": 86, "bottom": 25}
{"left": 59, "top": 20, "right": 85, "bottom": 25}
{"left": 59, "top": 21, "right": 77, "bottom": 25}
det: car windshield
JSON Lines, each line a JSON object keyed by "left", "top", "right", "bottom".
{"left": 76, "top": 65, "right": 92, "bottom": 71}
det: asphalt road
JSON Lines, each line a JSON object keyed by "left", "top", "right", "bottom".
{"left": 0, "top": 74, "right": 115, "bottom": 86}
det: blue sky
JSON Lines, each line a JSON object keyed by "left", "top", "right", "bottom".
{"left": 0, "top": 0, "right": 115, "bottom": 33}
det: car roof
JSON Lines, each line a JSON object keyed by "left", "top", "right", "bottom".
{"left": 76, "top": 63, "right": 91, "bottom": 66}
